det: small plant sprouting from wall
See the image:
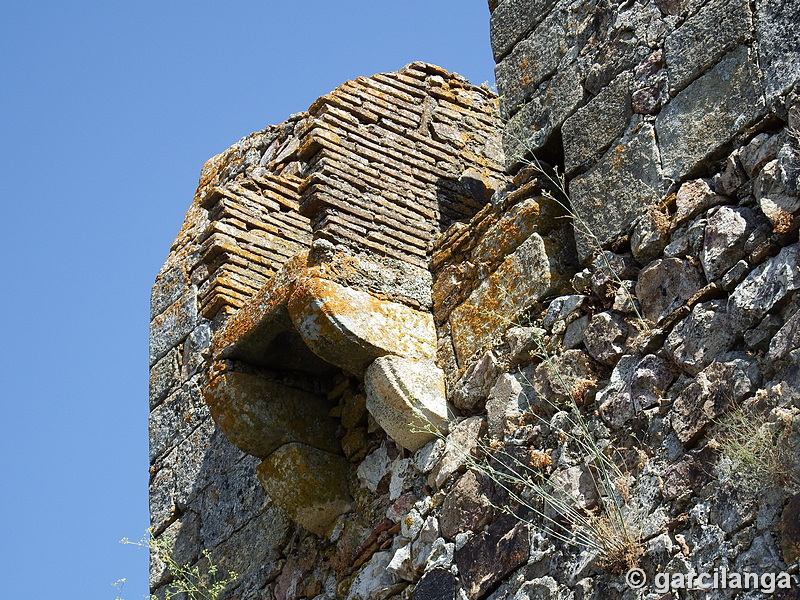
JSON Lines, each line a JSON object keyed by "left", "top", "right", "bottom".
{"left": 713, "top": 403, "right": 800, "bottom": 495}
{"left": 119, "top": 530, "right": 238, "bottom": 600}
{"left": 416, "top": 327, "right": 646, "bottom": 574}
{"left": 506, "top": 134, "right": 649, "bottom": 331}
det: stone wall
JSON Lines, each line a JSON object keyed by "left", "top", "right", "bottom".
{"left": 149, "top": 3, "right": 800, "bottom": 599}
{"left": 492, "top": 0, "right": 799, "bottom": 259}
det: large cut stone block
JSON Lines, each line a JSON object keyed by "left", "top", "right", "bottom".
{"left": 569, "top": 122, "right": 666, "bottom": 262}
{"left": 365, "top": 356, "right": 449, "bottom": 452}
{"left": 149, "top": 287, "right": 198, "bottom": 366}
{"left": 288, "top": 277, "right": 437, "bottom": 376}
{"left": 204, "top": 368, "right": 341, "bottom": 459}
{"left": 494, "top": 2, "right": 577, "bottom": 120}
{"left": 756, "top": 0, "right": 800, "bottom": 102}
{"left": 489, "top": 0, "right": 559, "bottom": 60}
{"left": 256, "top": 442, "right": 353, "bottom": 536}
{"left": 151, "top": 258, "right": 191, "bottom": 320}
{"left": 504, "top": 65, "right": 584, "bottom": 164}
{"left": 664, "top": 0, "right": 753, "bottom": 94}
{"left": 450, "top": 232, "right": 564, "bottom": 365}
{"left": 563, "top": 72, "right": 632, "bottom": 175}
{"left": 656, "top": 45, "right": 765, "bottom": 182}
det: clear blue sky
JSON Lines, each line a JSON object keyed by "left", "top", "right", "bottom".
{"left": 0, "top": 2, "right": 495, "bottom": 598}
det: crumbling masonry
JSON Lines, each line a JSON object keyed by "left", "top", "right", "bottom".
{"left": 150, "top": 1, "right": 800, "bottom": 599}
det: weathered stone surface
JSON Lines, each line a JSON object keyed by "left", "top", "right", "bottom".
{"left": 149, "top": 420, "right": 221, "bottom": 532}
{"left": 486, "top": 373, "right": 528, "bottom": 438}
{"left": 365, "top": 356, "right": 449, "bottom": 452}
{"left": 768, "top": 307, "right": 800, "bottom": 362}
{"left": 656, "top": 46, "right": 766, "bottom": 182}
{"left": 581, "top": 2, "right": 662, "bottom": 95}
{"left": 494, "top": 2, "right": 581, "bottom": 120}
{"left": 204, "top": 369, "right": 341, "bottom": 459}
{"left": 149, "top": 288, "right": 197, "bottom": 366}
{"left": 151, "top": 260, "right": 191, "bottom": 320}
{"left": 149, "top": 382, "right": 210, "bottom": 462}
{"left": 346, "top": 550, "right": 401, "bottom": 600}
{"left": 569, "top": 123, "right": 666, "bottom": 260}
{"left": 701, "top": 206, "right": 764, "bottom": 281}
{"left": 440, "top": 470, "right": 494, "bottom": 540}
{"left": 533, "top": 349, "right": 603, "bottom": 407}
{"left": 289, "top": 276, "right": 437, "bottom": 376}
{"left": 429, "top": 417, "right": 487, "bottom": 489}
{"left": 356, "top": 444, "right": 392, "bottom": 493}
{"left": 411, "top": 515, "right": 440, "bottom": 574}
{"left": 543, "top": 295, "right": 588, "bottom": 331}
{"left": 198, "top": 453, "right": 284, "bottom": 548}
{"left": 728, "top": 243, "right": 800, "bottom": 329}
{"left": 636, "top": 258, "right": 705, "bottom": 324}
{"left": 664, "top": 0, "right": 753, "bottom": 94}
{"left": 424, "top": 537, "right": 454, "bottom": 570}
{"left": 454, "top": 516, "right": 529, "bottom": 599}
{"left": 713, "top": 153, "right": 748, "bottom": 196}
{"left": 673, "top": 179, "right": 727, "bottom": 228}
{"left": 720, "top": 259, "right": 751, "bottom": 292}
{"left": 598, "top": 354, "right": 675, "bottom": 427}
{"left": 632, "top": 50, "right": 669, "bottom": 116}
{"left": 489, "top": 0, "right": 558, "bottom": 60}
{"left": 506, "top": 326, "right": 545, "bottom": 362}
{"left": 665, "top": 300, "right": 737, "bottom": 375}
{"left": 631, "top": 207, "right": 671, "bottom": 264}
{"left": 149, "top": 348, "right": 181, "bottom": 409}
{"left": 563, "top": 315, "right": 589, "bottom": 349}
{"left": 450, "top": 232, "right": 563, "bottom": 365}
{"left": 662, "top": 448, "right": 714, "bottom": 500}
{"left": 583, "top": 311, "right": 628, "bottom": 366}
{"left": 415, "top": 439, "right": 446, "bottom": 475}
{"left": 563, "top": 72, "right": 632, "bottom": 175}
{"left": 671, "top": 354, "right": 761, "bottom": 445}
{"left": 515, "top": 576, "right": 559, "bottom": 600}
{"left": 211, "top": 505, "right": 292, "bottom": 595}
{"left": 412, "top": 567, "right": 455, "bottom": 600}
{"left": 387, "top": 543, "right": 414, "bottom": 582}
{"left": 664, "top": 218, "right": 707, "bottom": 260}
{"left": 708, "top": 481, "right": 757, "bottom": 534}
{"left": 256, "top": 443, "right": 352, "bottom": 536}
{"left": 469, "top": 197, "right": 568, "bottom": 284}
{"left": 505, "top": 65, "right": 584, "bottom": 161}
{"left": 756, "top": 0, "right": 800, "bottom": 101}
{"left": 548, "top": 465, "right": 599, "bottom": 512}
{"left": 590, "top": 252, "right": 640, "bottom": 299}
{"left": 211, "top": 253, "right": 333, "bottom": 374}
{"left": 739, "top": 133, "right": 783, "bottom": 178}
{"left": 611, "top": 280, "right": 640, "bottom": 315}
{"left": 755, "top": 150, "right": 800, "bottom": 233}
{"left": 778, "top": 492, "right": 800, "bottom": 564}
{"left": 744, "top": 313, "right": 784, "bottom": 352}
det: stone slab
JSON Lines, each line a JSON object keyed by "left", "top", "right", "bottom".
{"left": 569, "top": 122, "right": 666, "bottom": 261}
{"left": 289, "top": 276, "right": 436, "bottom": 376}
{"left": 656, "top": 45, "right": 765, "bottom": 182}
{"left": 204, "top": 368, "right": 342, "bottom": 459}
{"left": 256, "top": 442, "right": 353, "bottom": 536}
{"left": 365, "top": 356, "right": 449, "bottom": 452}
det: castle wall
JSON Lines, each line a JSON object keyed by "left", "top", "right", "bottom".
{"left": 149, "top": 3, "right": 800, "bottom": 599}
